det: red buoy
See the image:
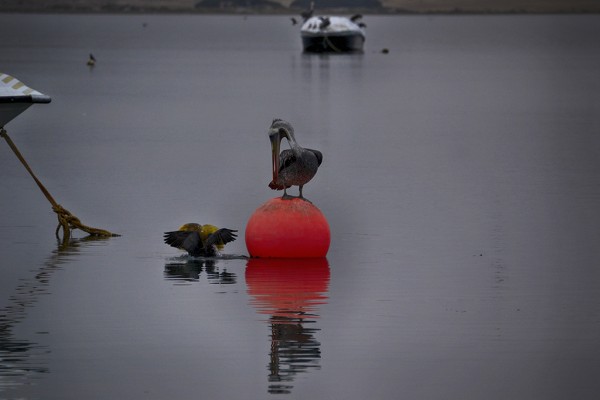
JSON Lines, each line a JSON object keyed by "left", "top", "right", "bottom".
{"left": 245, "top": 197, "right": 330, "bottom": 258}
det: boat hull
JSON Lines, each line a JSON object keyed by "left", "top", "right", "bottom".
{"left": 302, "top": 31, "right": 365, "bottom": 53}
{"left": 0, "top": 73, "right": 51, "bottom": 127}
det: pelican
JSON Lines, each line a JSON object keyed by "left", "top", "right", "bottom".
{"left": 268, "top": 119, "right": 323, "bottom": 200}
{"left": 164, "top": 223, "right": 237, "bottom": 257}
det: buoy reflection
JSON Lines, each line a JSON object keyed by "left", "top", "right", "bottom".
{"left": 246, "top": 258, "right": 330, "bottom": 395}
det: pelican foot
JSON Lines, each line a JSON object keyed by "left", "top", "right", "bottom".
{"left": 297, "top": 194, "right": 313, "bottom": 203}
{"left": 281, "top": 194, "right": 313, "bottom": 203}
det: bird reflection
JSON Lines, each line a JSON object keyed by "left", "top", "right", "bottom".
{"left": 246, "top": 258, "right": 330, "bottom": 395}
{"left": 267, "top": 317, "right": 322, "bottom": 394}
{"left": 0, "top": 236, "right": 108, "bottom": 393}
{"left": 164, "top": 258, "right": 237, "bottom": 285}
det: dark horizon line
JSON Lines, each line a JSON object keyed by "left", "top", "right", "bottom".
{"left": 1, "top": 7, "right": 599, "bottom": 15}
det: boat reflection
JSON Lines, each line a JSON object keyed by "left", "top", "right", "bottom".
{"left": 0, "top": 236, "right": 107, "bottom": 394}
{"left": 245, "top": 258, "right": 330, "bottom": 395}
{"left": 164, "top": 258, "right": 236, "bottom": 285}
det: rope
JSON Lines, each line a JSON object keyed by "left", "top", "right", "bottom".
{"left": 1, "top": 127, "right": 119, "bottom": 242}
{"left": 324, "top": 36, "right": 342, "bottom": 53}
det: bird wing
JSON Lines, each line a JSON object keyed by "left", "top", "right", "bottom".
{"left": 282, "top": 148, "right": 322, "bottom": 169}
{"left": 306, "top": 148, "right": 323, "bottom": 166}
{"left": 278, "top": 149, "right": 296, "bottom": 172}
{"left": 269, "top": 150, "right": 294, "bottom": 190}
{"left": 269, "top": 180, "right": 288, "bottom": 190}
{"left": 164, "top": 231, "right": 202, "bottom": 255}
{"left": 205, "top": 228, "right": 238, "bottom": 248}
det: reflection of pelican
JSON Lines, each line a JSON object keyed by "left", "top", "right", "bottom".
{"left": 164, "top": 223, "right": 237, "bottom": 257}
{"left": 268, "top": 119, "right": 323, "bottom": 200}
{"left": 246, "top": 258, "right": 329, "bottom": 394}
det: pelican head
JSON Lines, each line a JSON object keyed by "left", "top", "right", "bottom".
{"left": 268, "top": 119, "right": 295, "bottom": 184}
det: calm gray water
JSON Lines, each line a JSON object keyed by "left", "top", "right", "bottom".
{"left": 1, "top": 13, "right": 600, "bottom": 399}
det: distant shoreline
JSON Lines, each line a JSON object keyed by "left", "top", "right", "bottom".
{"left": 1, "top": 3, "right": 599, "bottom": 15}
{"left": 1, "top": 9, "right": 599, "bottom": 15}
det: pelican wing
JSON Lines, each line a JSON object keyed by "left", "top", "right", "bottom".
{"left": 268, "top": 180, "right": 288, "bottom": 190}
{"left": 280, "top": 148, "right": 322, "bottom": 171}
{"left": 306, "top": 148, "right": 323, "bottom": 166}
{"left": 164, "top": 230, "right": 202, "bottom": 255}
{"left": 205, "top": 228, "right": 238, "bottom": 248}
{"left": 278, "top": 149, "right": 296, "bottom": 172}
{"left": 269, "top": 149, "right": 295, "bottom": 189}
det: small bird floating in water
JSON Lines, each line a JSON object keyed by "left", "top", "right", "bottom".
{"left": 164, "top": 223, "right": 237, "bottom": 257}
{"left": 87, "top": 53, "right": 96, "bottom": 67}
{"left": 268, "top": 119, "right": 322, "bottom": 201}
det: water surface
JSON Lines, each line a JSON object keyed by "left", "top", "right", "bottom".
{"left": 1, "top": 13, "right": 600, "bottom": 399}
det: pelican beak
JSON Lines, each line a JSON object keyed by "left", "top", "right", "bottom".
{"left": 269, "top": 131, "right": 281, "bottom": 183}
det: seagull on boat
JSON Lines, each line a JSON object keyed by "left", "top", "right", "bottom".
{"left": 268, "top": 119, "right": 323, "bottom": 200}
{"left": 319, "top": 17, "right": 331, "bottom": 30}
{"left": 164, "top": 223, "right": 237, "bottom": 257}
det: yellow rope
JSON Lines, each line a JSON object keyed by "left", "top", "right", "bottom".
{"left": 1, "top": 128, "right": 119, "bottom": 242}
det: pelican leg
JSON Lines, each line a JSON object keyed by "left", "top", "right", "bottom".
{"left": 298, "top": 186, "right": 312, "bottom": 203}
{"left": 282, "top": 187, "right": 294, "bottom": 200}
